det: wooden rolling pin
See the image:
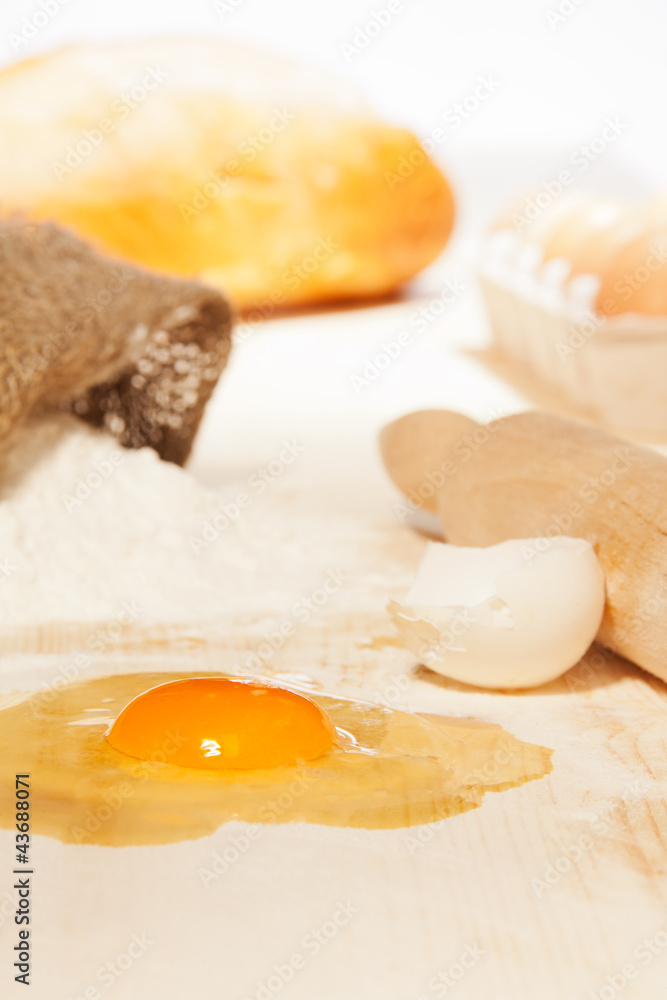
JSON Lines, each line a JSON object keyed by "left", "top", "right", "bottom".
{"left": 380, "top": 409, "right": 667, "bottom": 684}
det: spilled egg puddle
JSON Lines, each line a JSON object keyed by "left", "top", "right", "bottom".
{"left": 0, "top": 673, "right": 552, "bottom": 846}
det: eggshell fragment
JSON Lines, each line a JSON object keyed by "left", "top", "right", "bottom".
{"left": 388, "top": 537, "right": 606, "bottom": 689}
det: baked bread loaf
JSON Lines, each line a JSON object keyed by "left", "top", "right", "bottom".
{"left": 0, "top": 38, "right": 454, "bottom": 312}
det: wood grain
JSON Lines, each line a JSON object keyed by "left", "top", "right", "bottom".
{"left": 1, "top": 307, "right": 667, "bottom": 999}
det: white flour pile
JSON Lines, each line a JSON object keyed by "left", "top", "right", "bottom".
{"left": 0, "top": 416, "right": 360, "bottom": 637}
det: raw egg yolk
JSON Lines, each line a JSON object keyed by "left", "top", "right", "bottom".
{"left": 106, "top": 677, "right": 336, "bottom": 770}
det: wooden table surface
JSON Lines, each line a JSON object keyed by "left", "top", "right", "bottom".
{"left": 2, "top": 284, "right": 667, "bottom": 1000}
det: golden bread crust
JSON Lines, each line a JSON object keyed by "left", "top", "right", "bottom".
{"left": 0, "top": 38, "right": 454, "bottom": 310}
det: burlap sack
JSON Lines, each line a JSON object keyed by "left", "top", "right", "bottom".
{"left": 0, "top": 219, "right": 232, "bottom": 464}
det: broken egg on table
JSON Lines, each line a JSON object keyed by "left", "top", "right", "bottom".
{"left": 388, "top": 537, "right": 606, "bottom": 689}
{"left": 0, "top": 672, "right": 553, "bottom": 845}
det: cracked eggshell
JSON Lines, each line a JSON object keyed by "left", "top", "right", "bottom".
{"left": 388, "top": 537, "right": 606, "bottom": 689}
